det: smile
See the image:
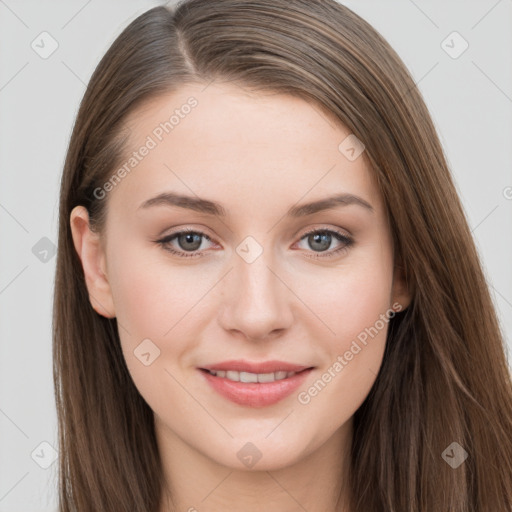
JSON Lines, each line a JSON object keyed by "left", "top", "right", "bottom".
{"left": 204, "top": 369, "right": 297, "bottom": 382}
{"left": 198, "top": 366, "right": 314, "bottom": 407}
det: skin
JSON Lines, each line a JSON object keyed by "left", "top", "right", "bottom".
{"left": 70, "top": 81, "right": 411, "bottom": 512}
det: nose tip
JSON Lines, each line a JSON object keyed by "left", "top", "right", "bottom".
{"left": 217, "top": 255, "right": 294, "bottom": 341}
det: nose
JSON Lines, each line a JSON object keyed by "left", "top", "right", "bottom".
{"left": 217, "top": 249, "right": 294, "bottom": 341}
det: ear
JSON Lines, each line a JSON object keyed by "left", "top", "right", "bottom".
{"left": 391, "top": 260, "right": 412, "bottom": 313}
{"left": 69, "top": 206, "right": 116, "bottom": 318}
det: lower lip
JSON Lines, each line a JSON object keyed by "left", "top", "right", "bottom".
{"left": 199, "top": 368, "right": 313, "bottom": 407}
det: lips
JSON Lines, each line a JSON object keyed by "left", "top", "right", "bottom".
{"left": 198, "top": 359, "right": 314, "bottom": 407}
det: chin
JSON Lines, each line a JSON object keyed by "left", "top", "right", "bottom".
{"left": 203, "top": 434, "right": 314, "bottom": 472}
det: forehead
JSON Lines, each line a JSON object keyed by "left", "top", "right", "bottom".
{"left": 109, "top": 82, "right": 382, "bottom": 218}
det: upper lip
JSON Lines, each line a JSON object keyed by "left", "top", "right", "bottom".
{"left": 199, "top": 360, "right": 313, "bottom": 374}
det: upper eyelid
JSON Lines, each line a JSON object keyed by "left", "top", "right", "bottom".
{"left": 159, "top": 225, "right": 350, "bottom": 242}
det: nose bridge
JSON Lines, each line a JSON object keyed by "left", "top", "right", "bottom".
{"left": 218, "top": 234, "right": 293, "bottom": 339}
{"left": 237, "top": 250, "right": 279, "bottom": 304}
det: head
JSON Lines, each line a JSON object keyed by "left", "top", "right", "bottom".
{"left": 54, "top": 1, "right": 512, "bottom": 511}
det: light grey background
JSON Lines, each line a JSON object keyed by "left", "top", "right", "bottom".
{"left": 1, "top": 1, "right": 511, "bottom": 510}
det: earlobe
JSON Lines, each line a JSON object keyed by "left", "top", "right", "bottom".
{"left": 69, "top": 206, "right": 116, "bottom": 318}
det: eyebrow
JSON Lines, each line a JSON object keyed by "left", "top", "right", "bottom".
{"left": 138, "top": 191, "right": 374, "bottom": 217}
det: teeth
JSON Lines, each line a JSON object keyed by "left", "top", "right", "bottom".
{"left": 257, "top": 372, "right": 276, "bottom": 383}
{"left": 240, "top": 371, "right": 258, "bottom": 383}
{"left": 207, "top": 369, "right": 297, "bottom": 382}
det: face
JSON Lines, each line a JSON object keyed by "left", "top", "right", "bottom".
{"left": 71, "top": 82, "right": 410, "bottom": 471}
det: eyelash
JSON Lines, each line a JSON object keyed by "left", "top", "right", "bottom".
{"left": 155, "top": 227, "right": 354, "bottom": 260}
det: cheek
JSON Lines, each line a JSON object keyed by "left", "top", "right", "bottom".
{"left": 107, "top": 242, "right": 218, "bottom": 384}
{"left": 294, "top": 242, "right": 394, "bottom": 352}
{"left": 291, "top": 243, "right": 393, "bottom": 417}
{"left": 108, "top": 247, "right": 205, "bottom": 408}
{"left": 108, "top": 240, "right": 204, "bottom": 337}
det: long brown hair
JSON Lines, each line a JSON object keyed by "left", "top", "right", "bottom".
{"left": 53, "top": 1, "right": 512, "bottom": 510}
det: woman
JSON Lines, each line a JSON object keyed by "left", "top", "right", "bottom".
{"left": 53, "top": 0, "right": 512, "bottom": 510}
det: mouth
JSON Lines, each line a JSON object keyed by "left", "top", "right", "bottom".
{"left": 197, "top": 362, "right": 314, "bottom": 407}
{"left": 199, "top": 368, "right": 309, "bottom": 383}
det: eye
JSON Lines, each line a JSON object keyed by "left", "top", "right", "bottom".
{"left": 155, "top": 227, "right": 354, "bottom": 259}
{"left": 155, "top": 228, "right": 214, "bottom": 259}
{"left": 294, "top": 228, "right": 354, "bottom": 259}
